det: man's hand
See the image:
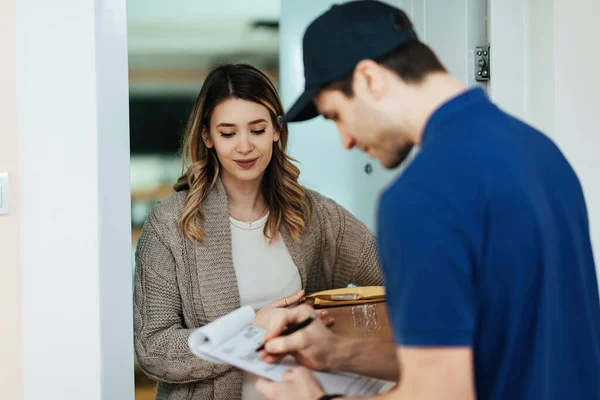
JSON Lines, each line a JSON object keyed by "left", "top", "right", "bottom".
{"left": 258, "top": 304, "right": 343, "bottom": 371}
{"left": 256, "top": 367, "right": 326, "bottom": 400}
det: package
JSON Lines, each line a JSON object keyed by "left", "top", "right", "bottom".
{"left": 325, "top": 302, "right": 393, "bottom": 341}
{"left": 303, "top": 287, "right": 394, "bottom": 341}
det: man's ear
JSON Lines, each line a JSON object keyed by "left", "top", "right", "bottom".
{"left": 354, "top": 59, "right": 387, "bottom": 100}
{"left": 201, "top": 126, "right": 214, "bottom": 148}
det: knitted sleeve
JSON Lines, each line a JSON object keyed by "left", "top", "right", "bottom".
{"left": 133, "top": 211, "right": 232, "bottom": 384}
{"left": 309, "top": 191, "right": 383, "bottom": 289}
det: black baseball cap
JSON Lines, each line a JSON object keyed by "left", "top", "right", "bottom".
{"left": 283, "top": 0, "right": 418, "bottom": 124}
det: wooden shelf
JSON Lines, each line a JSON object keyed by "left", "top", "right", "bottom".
{"left": 131, "top": 184, "right": 174, "bottom": 203}
{"left": 131, "top": 184, "right": 175, "bottom": 245}
{"left": 132, "top": 227, "right": 143, "bottom": 245}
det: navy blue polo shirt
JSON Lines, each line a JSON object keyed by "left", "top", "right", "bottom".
{"left": 377, "top": 88, "right": 600, "bottom": 400}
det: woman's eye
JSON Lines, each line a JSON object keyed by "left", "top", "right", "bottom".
{"left": 220, "top": 132, "right": 235, "bottom": 138}
{"left": 252, "top": 129, "right": 266, "bottom": 135}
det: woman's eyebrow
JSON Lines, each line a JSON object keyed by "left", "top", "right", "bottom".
{"left": 216, "top": 122, "right": 237, "bottom": 128}
{"left": 247, "top": 118, "right": 268, "bottom": 125}
{"left": 216, "top": 119, "right": 267, "bottom": 128}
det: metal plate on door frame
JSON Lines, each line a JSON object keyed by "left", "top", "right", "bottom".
{"left": 475, "top": 46, "right": 490, "bottom": 81}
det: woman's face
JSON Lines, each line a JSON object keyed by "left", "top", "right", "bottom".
{"left": 203, "top": 98, "right": 280, "bottom": 185}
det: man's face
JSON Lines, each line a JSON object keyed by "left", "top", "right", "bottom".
{"left": 314, "top": 87, "right": 414, "bottom": 169}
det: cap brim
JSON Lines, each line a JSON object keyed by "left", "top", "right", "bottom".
{"left": 282, "top": 87, "right": 321, "bottom": 124}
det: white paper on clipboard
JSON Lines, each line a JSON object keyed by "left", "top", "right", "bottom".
{"left": 188, "top": 306, "right": 388, "bottom": 396}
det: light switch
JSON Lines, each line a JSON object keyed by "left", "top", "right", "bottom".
{"left": 0, "top": 172, "right": 9, "bottom": 215}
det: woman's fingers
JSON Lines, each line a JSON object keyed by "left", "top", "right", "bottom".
{"left": 266, "top": 289, "right": 305, "bottom": 309}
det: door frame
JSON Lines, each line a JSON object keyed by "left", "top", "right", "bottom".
{"left": 486, "top": 0, "right": 528, "bottom": 121}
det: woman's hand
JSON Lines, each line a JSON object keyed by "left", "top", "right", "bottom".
{"left": 263, "top": 290, "right": 306, "bottom": 310}
{"left": 254, "top": 290, "right": 334, "bottom": 330}
{"left": 256, "top": 367, "right": 325, "bottom": 400}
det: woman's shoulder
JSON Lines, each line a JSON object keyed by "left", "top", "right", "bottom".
{"left": 303, "top": 187, "right": 370, "bottom": 232}
{"left": 302, "top": 187, "right": 350, "bottom": 233}
{"left": 146, "top": 190, "right": 188, "bottom": 228}
{"left": 304, "top": 187, "right": 341, "bottom": 214}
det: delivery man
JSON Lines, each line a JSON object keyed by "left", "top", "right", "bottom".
{"left": 255, "top": 1, "right": 600, "bottom": 400}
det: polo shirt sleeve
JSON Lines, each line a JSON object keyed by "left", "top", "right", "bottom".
{"left": 377, "top": 183, "right": 477, "bottom": 347}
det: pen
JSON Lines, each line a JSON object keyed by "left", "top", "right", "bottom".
{"left": 255, "top": 314, "right": 318, "bottom": 352}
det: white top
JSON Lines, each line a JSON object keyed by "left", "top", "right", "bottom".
{"left": 229, "top": 211, "right": 302, "bottom": 400}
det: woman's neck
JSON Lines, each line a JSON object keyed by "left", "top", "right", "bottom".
{"left": 221, "top": 172, "right": 268, "bottom": 221}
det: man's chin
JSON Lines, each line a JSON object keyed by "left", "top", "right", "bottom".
{"left": 377, "top": 145, "right": 414, "bottom": 170}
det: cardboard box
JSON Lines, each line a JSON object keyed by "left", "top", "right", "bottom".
{"left": 303, "top": 287, "right": 393, "bottom": 341}
{"left": 322, "top": 302, "right": 394, "bottom": 341}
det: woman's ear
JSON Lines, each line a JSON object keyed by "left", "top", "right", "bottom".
{"left": 201, "top": 126, "right": 214, "bottom": 148}
{"left": 274, "top": 116, "right": 283, "bottom": 143}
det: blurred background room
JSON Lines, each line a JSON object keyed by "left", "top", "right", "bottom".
{"left": 126, "top": 1, "right": 280, "bottom": 398}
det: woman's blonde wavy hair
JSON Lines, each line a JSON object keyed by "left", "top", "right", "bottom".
{"left": 175, "top": 64, "right": 311, "bottom": 242}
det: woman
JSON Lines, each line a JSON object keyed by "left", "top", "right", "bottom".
{"left": 133, "top": 64, "right": 382, "bottom": 400}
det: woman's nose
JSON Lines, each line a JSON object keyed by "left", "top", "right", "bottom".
{"left": 237, "top": 133, "right": 254, "bottom": 154}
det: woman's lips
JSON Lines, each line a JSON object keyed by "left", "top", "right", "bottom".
{"left": 234, "top": 158, "right": 258, "bottom": 169}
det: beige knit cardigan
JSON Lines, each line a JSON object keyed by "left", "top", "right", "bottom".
{"left": 133, "top": 179, "right": 382, "bottom": 400}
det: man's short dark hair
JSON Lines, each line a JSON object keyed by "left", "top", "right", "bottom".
{"left": 327, "top": 11, "right": 447, "bottom": 96}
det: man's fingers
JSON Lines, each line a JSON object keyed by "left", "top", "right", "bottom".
{"left": 258, "top": 350, "right": 284, "bottom": 364}
{"left": 264, "top": 304, "right": 317, "bottom": 341}
{"left": 265, "top": 329, "right": 310, "bottom": 354}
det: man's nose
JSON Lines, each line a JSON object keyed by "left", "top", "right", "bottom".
{"left": 340, "top": 131, "right": 356, "bottom": 150}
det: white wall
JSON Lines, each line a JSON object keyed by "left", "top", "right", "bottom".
{"left": 552, "top": 0, "right": 600, "bottom": 284}
{"left": 491, "top": 0, "right": 600, "bottom": 286}
{"left": 16, "top": 0, "right": 134, "bottom": 398}
{"left": 0, "top": 0, "right": 24, "bottom": 398}
{"left": 487, "top": 0, "right": 526, "bottom": 121}
{"left": 522, "top": 0, "right": 555, "bottom": 138}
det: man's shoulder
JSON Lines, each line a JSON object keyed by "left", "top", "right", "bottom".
{"left": 378, "top": 171, "right": 425, "bottom": 225}
{"left": 381, "top": 147, "right": 477, "bottom": 205}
